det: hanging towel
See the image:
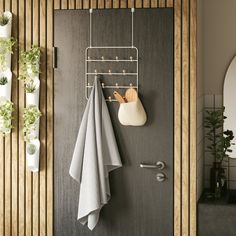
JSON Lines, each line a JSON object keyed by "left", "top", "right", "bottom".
{"left": 69, "top": 76, "right": 122, "bottom": 230}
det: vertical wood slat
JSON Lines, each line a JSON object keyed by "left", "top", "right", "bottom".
{"left": 0, "top": 136, "right": 4, "bottom": 236}
{"left": 0, "top": 0, "right": 4, "bottom": 216}
{"left": 128, "top": 0, "right": 134, "bottom": 8}
{"left": 120, "top": 0, "right": 127, "bottom": 8}
{"left": 46, "top": 0, "right": 54, "bottom": 234}
{"left": 167, "top": 0, "right": 174, "bottom": 7}
{"left": 135, "top": 0, "right": 143, "bottom": 8}
{"left": 18, "top": 0, "right": 26, "bottom": 235}
{"left": 25, "top": 1, "right": 33, "bottom": 235}
{"left": 190, "top": 0, "right": 197, "bottom": 235}
{"left": 105, "top": 0, "right": 112, "bottom": 8}
{"left": 39, "top": 0, "right": 47, "bottom": 235}
{"left": 75, "top": 0, "right": 82, "bottom": 9}
{"left": 159, "top": 0, "right": 166, "bottom": 7}
{"left": 54, "top": 0, "right": 61, "bottom": 10}
{"left": 182, "top": 0, "right": 190, "bottom": 235}
{"left": 83, "top": 0, "right": 90, "bottom": 9}
{"left": 61, "top": 0, "right": 68, "bottom": 9}
{"left": 174, "top": 0, "right": 182, "bottom": 235}
{"left": 69, "top": 0, "right": 76, "bottom": 9}
{"left": 143, "top": 0, "right": 150, "bottom": 8}
{"left": 113, "top": 0, "right": 119, "bottom": 8}
{"left": 151, "top": 0, "right": 158, "bottom": 8}
{"left": 11, "top": 0, "right": 19, "bottom": 234}
{"left": 98, "top": 0, "right": 104, "bottom": 9}
{"left": 32, "top": 0, "right": 40, "bottom": 235}
{"left": 3, "top": 1, "right": 12, "bottom": 234}
{"left": 91, "top": 0, "right": 97, "bottom": 8}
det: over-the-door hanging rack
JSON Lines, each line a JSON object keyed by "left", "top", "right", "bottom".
{"left": 85, "top": 8, "right": 139, "bottom": 102}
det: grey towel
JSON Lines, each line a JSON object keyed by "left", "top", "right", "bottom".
{"left": 69, "top": 76, "right": 122, "bottom": 230}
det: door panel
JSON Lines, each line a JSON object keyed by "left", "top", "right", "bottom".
{"left": 54, "top": 9, "right": 173, "bottom": 236}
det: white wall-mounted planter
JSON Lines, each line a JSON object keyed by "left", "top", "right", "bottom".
{"left": 0, "top": 11, "right": 12, "bottom": 38}
{"left": 28, "top": 119, "right": 40, "bottom": 140}
{"left": 0, "top": 117, "right": 11, "bottom": 134}
{"left": 0, "top": 70, "right": 12, "bottom": 100}
{"left": 5, "top": 53, "right": 11, "bottom": 70}
{"left": 27, "top": 64, "right": 39, "bottom": 78}
{"left": 26, "top": 139, "right": 40, "bottom": 172}
{"left": 26, "top": 79, "right": 40, "bottom": 106}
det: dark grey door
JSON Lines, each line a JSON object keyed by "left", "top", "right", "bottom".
{"left": 54, "top": 9, "right": 174, "bottom": 236}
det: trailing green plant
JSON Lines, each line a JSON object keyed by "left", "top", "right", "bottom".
{"left": 205, "top": 107, "right": 235, "bottom": 165}
{"left": 0, "top": 13, "right": 9, "bottom": 26}
{"left": 27, "top": 143, "right": 37, "bottom": 155}
{"left": 19, "top": 45, "right": 40, "bottom": 82}
{"left": 0, "top": 76, "right": 8, "bottom": 85}
{"left": 0, "top": 37, "right": 16, "bottom": 71}
{"left": 25, "top": 80, "right": 36, "bottom": 93}
{"left": 0, "top": 98, "right": 13, "bottom": 135}
{"left": 23, "top": 105, "right": 41, "bottom": 142}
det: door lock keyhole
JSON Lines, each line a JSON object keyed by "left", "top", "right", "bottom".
{"left": 156, "top": 172, "right": 166, "bottom": 182}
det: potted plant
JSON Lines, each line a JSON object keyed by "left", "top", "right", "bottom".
{"left": 23, "top": 105, "right": 41, "bottom": 142}
{"left": 0, "top": 97, "right": 13, "bottom": 135}
{"left": 0, "top": 70, "right": 12, "bottom": 99}
{"left": 19, "top": 45, "right": 40, "bottom": 81}
{"left": 205, "top": 108, "right": 235, "bottom": 198}
{"left": 26, "top": 139, "right": 40, "bottom": 172}
{"left": 0, "top": 11, "right": 12, "bottom": 38}
{"left": 25, "top": 78, "right": 40, "bottom": 106}
{"left": 0, "top": 37, "right": 16, "bottom": 71}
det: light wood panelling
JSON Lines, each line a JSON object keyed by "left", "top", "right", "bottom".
{"left": 190, "top": 0, "right": 197, "bottom": 235}
{"left": 0, "top": 0, "right": 196, "bottom": 235}
{"left": 174, "top": 0, "right": 182, "bottom": 235}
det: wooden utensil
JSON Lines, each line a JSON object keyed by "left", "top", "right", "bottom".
{"left": 113, "top": 91, "right": 126, "bottom": 103}
{"left": 125, "top": 88, "right": 138, "bottom": 102}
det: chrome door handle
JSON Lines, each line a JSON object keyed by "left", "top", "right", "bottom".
{"left": 140, "top": 161, "right": 165, "bottom": 170}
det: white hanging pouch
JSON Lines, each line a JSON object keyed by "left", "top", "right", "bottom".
{"left": 118, "top": 98, "right": 147, "bottom": 126}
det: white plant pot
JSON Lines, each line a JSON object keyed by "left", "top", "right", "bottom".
{"left": 0, "top": 11, "right": 12, "bottom": 38}
{"left": 0, "top": 117, "right": 11, "bottom": 134}
{"left": 28, "top": 119, "right": 40, "bottom": 140}
{"left": 27, "top": 64, "right": 39, "bottom": 78}
{"left": 26, "top": 79, "right": 40, "bottom": 106}
{"left": 5, "top": 53, "right": 11, "bottom": 70}
{"left": 0, "top": 70, "right": 12, "bottom": 100}
{"left": 26, "top": 139, "right": 40, "bottom": 172}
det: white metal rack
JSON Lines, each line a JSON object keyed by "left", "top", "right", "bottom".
{"left": 85, "top": 8, "right": 139, "bottom": 102}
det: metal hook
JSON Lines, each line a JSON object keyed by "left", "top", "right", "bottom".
{"left": 108, "top": 96, "right": 112, "bottom": 102}
{"left": 101, "top": 83, "right": 105, "bottom": 88}
{"left": 129, "top": 83, "right": 133, "bottom": 87}
{"left": 101, "top": 56, "right": 104, "bottom": 61}
{"left": 130, "top": 56, "right": 133, "bottom": 61}
{"left": 115, "top": 56, "right": 119, "bottom": 61}
{"left": 94, "top": 69, "right": 97, "bottom": 74}
{"left": 88, "top": 56, "right": 90, "bottom": 60}
{"left": 87, "top": 82, "right": 90, "bottom": 86}
{"left": 115, "top": 83, "right": 119, "bottom": 88}
{"left": 108, "top": 69, "right": 112, "bottom": 75}
{"left": 122, "top": 69, "right": 126, "bottom": 75}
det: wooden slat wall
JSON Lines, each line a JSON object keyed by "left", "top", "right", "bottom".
{"left": 0, "top": 0, "right": 196, "bottom": 235}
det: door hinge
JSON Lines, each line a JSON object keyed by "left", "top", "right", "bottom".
{"left": 53, "top": 47, "right": 58, "bottom": 69}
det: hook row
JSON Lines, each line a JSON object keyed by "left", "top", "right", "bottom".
{"left": 87, "top": 56, "right": 136, "bottom": 62}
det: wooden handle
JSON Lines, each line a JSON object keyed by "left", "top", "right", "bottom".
{"left": 113, "top": 91, "right": 126, "bottom": 103}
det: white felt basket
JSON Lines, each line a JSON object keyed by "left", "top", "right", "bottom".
{"left": 118, "top": 98, "right": 147, "bottom": 126}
